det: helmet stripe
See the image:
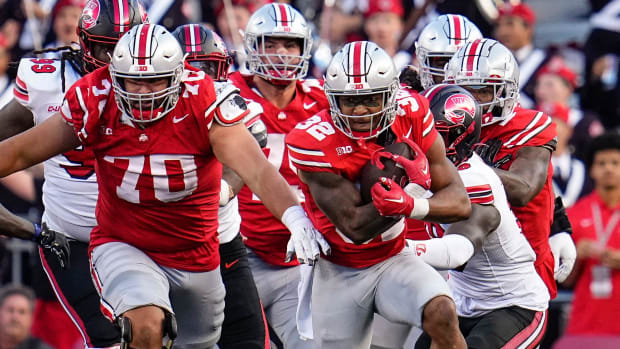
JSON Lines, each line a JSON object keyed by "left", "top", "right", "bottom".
{"left": 277, "top": 3, "right": 289, "bottom": 26}
{"left": 452, "top": 15, "right": 462, "bottom": 46}
{"left": 114, "top": 0, "right": 120, "bottom": 32}
{"left": 465, "top": 39, "right": 481, "bottom": 74}
{"left": 122, "top": 0, "right": 130, "bottom": 31}
{"left": 192, "top": 24, "right": 201, "bottom": 52}
{"left": 183, "top": 24, "right": 192, "bottom": 53}
{"left": 135, "top": 24, "right": 153, "bottom": 65}
{"left": 352, "top": 41, "right": 363, "bottom": 83}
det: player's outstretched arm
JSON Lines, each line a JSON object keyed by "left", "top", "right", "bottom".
{"left": 492, "top": 146, "right": 551, "bottom": 207}
{"left": 0, "top": 100, "right": 35, "bottom": 141}
{"left": 0, "top": 113, "right": 80, "bottom": 178}
{"left": 409, "top": 203, "right": 500, "bottom": 270}
{"left": 299, "top": 170, "right": 399, "bottom": 245}
{"left": 425, "top": 136, "right": 471, "bottom": 222}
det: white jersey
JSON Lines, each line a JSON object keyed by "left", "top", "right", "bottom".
{"left": 14, "top": 58, "right": 97, "bottom": 242}
{"left": 447, "top": 154, "right": 549, "bottom": 317}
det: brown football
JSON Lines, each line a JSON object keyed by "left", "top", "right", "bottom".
{"left": 359, "top": 142, "right": 413, "bottom": 203}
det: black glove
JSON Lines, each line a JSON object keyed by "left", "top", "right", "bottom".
{"left": 551, "top": 196, "right": 573, "bottom": 236}
{"left": 474, "top": 138, "right": 512, "bottom": 168}
{"left": 33, "top": 222, "right": 70, "bottom": 270}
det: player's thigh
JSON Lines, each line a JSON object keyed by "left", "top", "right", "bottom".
{"left": 90, "top": 242, "right": 172, "bottom": 318}
{"left": 246, "top": 249, "right": 286, "bottom": 309}
{"left": 40, "top": 241, "right": 121, "bottom": 347}
{"left": 219, "top": 235, "right": 267, "bottom": 349}
{"left": 370, "top": 313, "right": 412, "bottom": 349}
{"left": 312, "top": 258, "right": 378, "bottom": 349}
{"left": 465, "top": 307, "right": 547, "bottom": 349}
{"left": 374, "top": 249, "right": 452, "bottom": 329}
{"left": 165, "top": 266, "right": 226, "bottom": 349}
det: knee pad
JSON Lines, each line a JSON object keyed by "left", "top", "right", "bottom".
{"left": 116, "top": 317, "right": 132, "bottom": 349}
{"left": 163, "top": 312, "right": 178, "bottom": 349}
{"left": 116, "top": 312, "right": 177, "bottom": 349}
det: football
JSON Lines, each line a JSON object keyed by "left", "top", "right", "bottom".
{"left": 359, "top": 142, "right": 413, "bottom": 203}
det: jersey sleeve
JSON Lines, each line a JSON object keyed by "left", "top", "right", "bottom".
{"left": 397, "top": 89, "right": 437, "bottom": 153}
{"left": 285, "top": 120, "right": 336, "bottom": 175}
{"left": 503, "top": 111, "right": 557, "bottom": 149}
{"left": 60, "top": 72, "right": 111, "bottom": 145}
{"left": 459, "top": 165, "right": 495, "bottom": 205}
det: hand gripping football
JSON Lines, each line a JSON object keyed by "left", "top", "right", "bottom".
{"left": 359, "top": 142, "right": 413, "bottom": 203}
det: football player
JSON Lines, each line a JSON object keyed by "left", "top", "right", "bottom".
{"left": 0, "top": 23, "right": 328, "bottom": 349}
{"left": 172, "top": 23, "right": 269, "bottom": 349}
{"left": 0, "top": 1, "right": 146, "bottom": 347}
{"left": 228, "top": 4, "right": 329, "bottom": 347}
{"left": 444, "top": 38, "right": 574, "bottom": 299}
{"left": 285, "top": 41, "right": 470, "bottom": 348}
{"left": 405, "top": 84, "right": 549, "bottom": 348}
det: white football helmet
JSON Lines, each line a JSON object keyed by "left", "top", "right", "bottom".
{"left": 244, "top": 3, "right": 313, "bottom": 82}
{"left": 324, "top": 41, "right": 400, "bottom": 140}
{"left": 109, "top": 23, "right": 185, "bottom": 123}
{"left": 444, "top": 38, "right": 519, "bottom": 126}
{"left": 415, "top": 14, "right": 482, "bottom": 90}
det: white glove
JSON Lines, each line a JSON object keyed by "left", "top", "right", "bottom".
{"left": 282, "top": 206, "right": 331, "bottom": 265}
{"left": 549, "top": 232, "right": 577, "bottom": 283}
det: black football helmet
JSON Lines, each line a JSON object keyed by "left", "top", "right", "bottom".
{"left": 421, "top": 84, "right": 481, "bottom": 165}
{"left": 172, "top": 24, "right": 232, "bottom": 81}
{"left": 78, "top": 0, "right": 148, "bottom": 72}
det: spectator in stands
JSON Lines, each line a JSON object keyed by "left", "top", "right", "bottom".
{"left": 0, "top": 285, "right": 52, "bottom": 349}
{"left": 535, "top": 57, "right": 604, "bottom": 162}
{"left": 565, "top": 132, "right": 620, "bottom": 335}
{"left": 42, "top": 0, "right": 85, "bottom": 58}
{"left": 363, "top": 0, "right": 410, "bottom": 71}
{"left": 493, "top": 2, "right": 545, "bottom": 109}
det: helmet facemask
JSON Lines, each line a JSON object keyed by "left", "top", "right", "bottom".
{"left": 111, "top": 69, "right": 184, "bottom": 123}
{"left": 326, "top": 80, "right": 399, "bottom": 140}
{"left": 418, "top": 49, "right": 453, "bottom": 89}
{"left": 109, "top": 24, "right": 185, "bottom": 124}
{"left": 246, "top": 35, "right": 311, "bottom": 84}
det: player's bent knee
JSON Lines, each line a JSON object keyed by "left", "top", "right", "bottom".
{"left": 120, "top": 306, "right": 167, "bottom": 348}
{"left": 421, "top": 295, "right": 458, "bottom": 334}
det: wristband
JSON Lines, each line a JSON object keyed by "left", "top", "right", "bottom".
{"left": 409, "top": 198, "right": 429, "bottom": 219}
{"left": 32, "top": 223, "right": 41, "bottom": 242}
{"left": 281, "top": 205, "right": 307, "bottom": 230}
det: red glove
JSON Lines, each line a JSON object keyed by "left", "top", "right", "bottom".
{"left": 395, "top": 138, "right": 431, "bottom": 190}
{"left": 370, "top": 177, "right": 415, "bottom": 217}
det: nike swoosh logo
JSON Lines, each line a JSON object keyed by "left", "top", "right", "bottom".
{"left": 172, "top": 114, "right": 189, "bottom": 123}
{"left": 384, "top": 196, "right": 405, "bottom": 204}
{"left": 225, "top": 259, "right": 239, "bottom": 269}
{"left": 421, "top": 162, "right": 428, "bottom": 175}
{"left": 303, "top": 101, "right": 317, "bottom": 110}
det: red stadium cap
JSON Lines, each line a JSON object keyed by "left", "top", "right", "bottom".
{"left": 537, "top": 102, "right": 570, "bottom": 125}
{"left": 498, "top": 3, "right": 536, "bottom": 26}
{"left": 537, "top": 58, "right": 578, "bottom": 90}
{"left": 365, "top": 0, "right": 404, "bottom": 18}
{"left": 52, "top": 0, "right": 87, "bottom": 18}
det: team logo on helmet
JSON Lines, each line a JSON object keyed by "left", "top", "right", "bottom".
{"left": 81, "top": 0, "right": 101, "bottom": 30}
{"left": 444, "top": 93, "right": 476, "bottom": 124}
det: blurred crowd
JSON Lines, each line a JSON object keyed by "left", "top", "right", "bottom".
{"left": 0, "top": 0, "right": 618, "bottom": 348}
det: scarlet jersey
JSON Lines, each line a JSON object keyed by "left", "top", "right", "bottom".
{"left": 229, "top": 72, "right": 330, "bottom": 266}
{"left": 286, "top": 89, "right": 438, "bottom": 268}
{"left": 61, "top": 65, "right": 248, "bottom": 272}
{"left": 480, "top": 105, "right": 558, "bottom": 298}
{"left": 14, "top": 57, "right": 97, "bottom": 242}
